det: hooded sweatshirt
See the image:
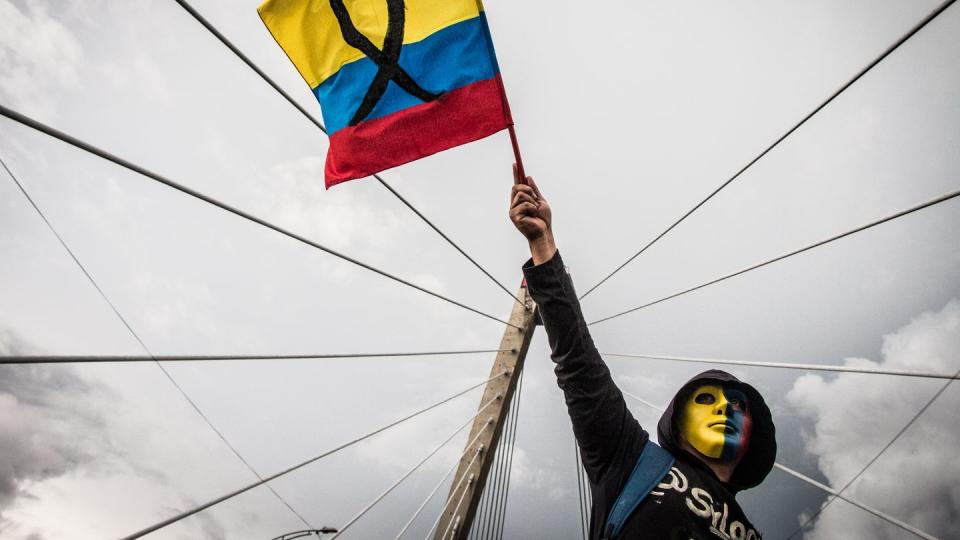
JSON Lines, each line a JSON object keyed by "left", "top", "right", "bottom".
{"left": 523, "top": 251, "right": 776, "bottom": 539}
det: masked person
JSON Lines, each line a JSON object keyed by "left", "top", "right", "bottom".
{"left": 509, "top": 168, "right": 776, "bottom": 539}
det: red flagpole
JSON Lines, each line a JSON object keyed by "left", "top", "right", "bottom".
{"left": 507, "top": 123, "right": 527, "bottom": 185}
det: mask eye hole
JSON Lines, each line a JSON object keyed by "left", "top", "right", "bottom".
{"left": 694, "top": 392, "right": 715, "bottom": 405}
{"left": 726, "top": 391, "right": 749, "bottom": 413}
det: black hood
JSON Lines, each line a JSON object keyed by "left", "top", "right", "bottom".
{"left": 656, "top": 370, "right": 776, "bottom": 491}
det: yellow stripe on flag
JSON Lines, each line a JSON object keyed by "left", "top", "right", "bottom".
{"left": 258, "top": 0, "right": 482, "bottom": 88}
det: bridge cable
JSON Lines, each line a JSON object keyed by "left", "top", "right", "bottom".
{"left": 121, "top": 371, "right": 506, "bottom": 539}
{"left": 474, "top": 368, "right": 522, "bottom": 540}
{"left": 329, "top": 394, "right": 501, "bottom": 539}
{"left": 424, "top": 445, "right": 485, "bottom": 539}
{"left": 2, "top": 349, "right": 513, "bottom": 365}
{"left": 603, "top": 352, "right": 960, "bottom": 381}
{"left": 589, "top": 188, "right": 960, "bottom": 326}
{"left": 171, "top": 0, "right": 526, "bottom": 309}
{"left": 620, "top": 389, "right": 938, "bottom": 539}
{"left": 785, "top": 366, "right": 959, "bottom": 539}
{"left": 573, "top": 443, "right": 585, "bottom": 538}
{"left": 578, "top": 0, "right": 957, "bottom": 301}
{"left": 466, "top": 445, "right": 493, "bottom": 539}
{"left": 469, "top": 394, "right": 508, "bottom": 540}
{"left": 574, "top": 444, "right": 588, "bottom": 540}
{"left": 468, "top": 429, "right": 500, "bottom": 540}
{"left": 493, "top": 368, "right": 524, "bottom": 538}
{"left": 394, "top": 419, "right": 493, "bottom": 540}
{"left": 0, "top": 155, "right": 315, "bottom": 530}
{"left": 479, "top": 368, "right": 522, "bottom": 539}
{"left": 0, "top": 106, "right": 521, "bottom": 330}
{"left": 584, "top": 454, "right": 594, "bottom": 523}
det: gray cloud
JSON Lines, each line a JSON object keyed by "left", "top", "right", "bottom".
{"left": 0, "top": 329, "right": 104, "bottom": 520}
{"left": 1, "top": 0, "right": 958, "bottom": 537}
{"left": 188, "top": 511, "right": 226, "bottom": 540}
{"left": 0, "top": 328, "right": 243, "bottom": 540}
{"left": 787, "top": 300, "right": 960, "bottom": 539}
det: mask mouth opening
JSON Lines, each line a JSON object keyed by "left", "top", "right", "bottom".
{"left": 707, "top": 420, "right": 740, "bottom": 434}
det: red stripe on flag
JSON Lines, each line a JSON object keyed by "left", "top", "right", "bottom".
{"left": 325, "top": 75, "right": 512, "bottom": 188}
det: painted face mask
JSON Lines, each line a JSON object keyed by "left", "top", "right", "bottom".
{"left": 679, "top": 384, "right": 752, "bottom": 462}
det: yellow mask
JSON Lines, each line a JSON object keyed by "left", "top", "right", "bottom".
{"left": 679, "top": 384, "right": 752, "bottom": 461}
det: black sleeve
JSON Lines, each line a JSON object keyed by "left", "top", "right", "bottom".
{"left": 522, "top": 251, "right": 648, "bottom": 482}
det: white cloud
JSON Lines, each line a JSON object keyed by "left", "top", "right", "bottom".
{"left": 0, "top": 0, "right": 84, "bottom": 117}
{"left": 252, "top": 155, "right": 449, "bottom": 293}
{"left": 255, "top": 156, "right": 405, "bottom": 259}
{"left": 509, "top": 448, "right": 569, "bottom": 501}
{"left": 787, "top": 299, "right": 960, "bottom": 539}
{"left": 127, "top": 271, "right": 217, "bottom": 342}
{"left": 97, "top": 54, "right": 175, "bottom": 107}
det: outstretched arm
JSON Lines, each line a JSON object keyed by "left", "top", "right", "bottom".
{"left": 509, "top": 167, "right": 646, "bottom": 482}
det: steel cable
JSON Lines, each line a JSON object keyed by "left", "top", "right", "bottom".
{"left": 468, "top": 368, "right": 525, "bottom": 540}
{"left": 482, "top": 398, "right": 513, "bottom": 539}
{"left": 330, "top": 395, "right": 501, "bottom": 539}
{"left": 121, "top": 371, "right": 507, "bottom": 539}
{"left": 0, "top": 106, "right": 521, "bottom": 329}
{"left": 424, "top": 449, "right": 484, "bottom": 539}
{"left": 785, "top": 366, "right": 959, "bottom": 539}
{"left": 0, "top": 155, "right": 315, "bottom": 530}
{"left": 578, "top": 0, "right": 957, "bottom": 301}
{"left": 171, "top": 0, "right": 526, "bottom": 309}
{"left": 441, "top": 475, "right": 476, "bottom": 540}
{"left": 603, "top": 352, "right": 960, "bottom": 380}
{"left": 575, "top": 445, "right": 589, "bottom": 540}
{"left": 589, "top": 188, "right": 960, "bottom": 326}
{"left": 620, "top": 389, "right": 938, "bottom": 539}
{"left": 470, "top": 402, "right": 507, "bottom": 540}
{"left": 493, "top": 368, "right": 524, "bottom": 539}
{"left": 574, "top": 442, "right": 586, "bottom": 540}
{"left": 394, "top": 423, "right": 491, "bottom": 540}
{"left": 1, "top": 349, "right": 512, "bottom": 365}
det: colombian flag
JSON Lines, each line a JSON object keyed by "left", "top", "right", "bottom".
{"left": 258, "top": 0, "right": 513, "bottom": 188}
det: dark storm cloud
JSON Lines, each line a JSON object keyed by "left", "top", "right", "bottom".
{"left": 0, "top": 329, "right": 105, "bottom": 512}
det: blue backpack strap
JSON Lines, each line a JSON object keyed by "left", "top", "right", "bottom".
{"left": 602, "top": 441, "right": 675, "bottom": 540}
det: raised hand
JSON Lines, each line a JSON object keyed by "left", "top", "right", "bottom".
{"left": 509, "top": 164, "right": 556, "bottom": 264}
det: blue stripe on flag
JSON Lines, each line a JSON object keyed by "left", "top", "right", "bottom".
{"left": 314, "top": 14, "right": 499, "bottom": 135}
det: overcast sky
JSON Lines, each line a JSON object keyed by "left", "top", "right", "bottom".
{"left": 1, "top": 0, "right": 959, "bottom": 538}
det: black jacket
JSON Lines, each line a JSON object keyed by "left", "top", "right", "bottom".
{"left": 523, "top": 251, "right": 776, "bottom": 539}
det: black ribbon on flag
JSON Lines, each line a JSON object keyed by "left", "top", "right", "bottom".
{"left": 330, "top": 0, "right": 443, "bottom": 126}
